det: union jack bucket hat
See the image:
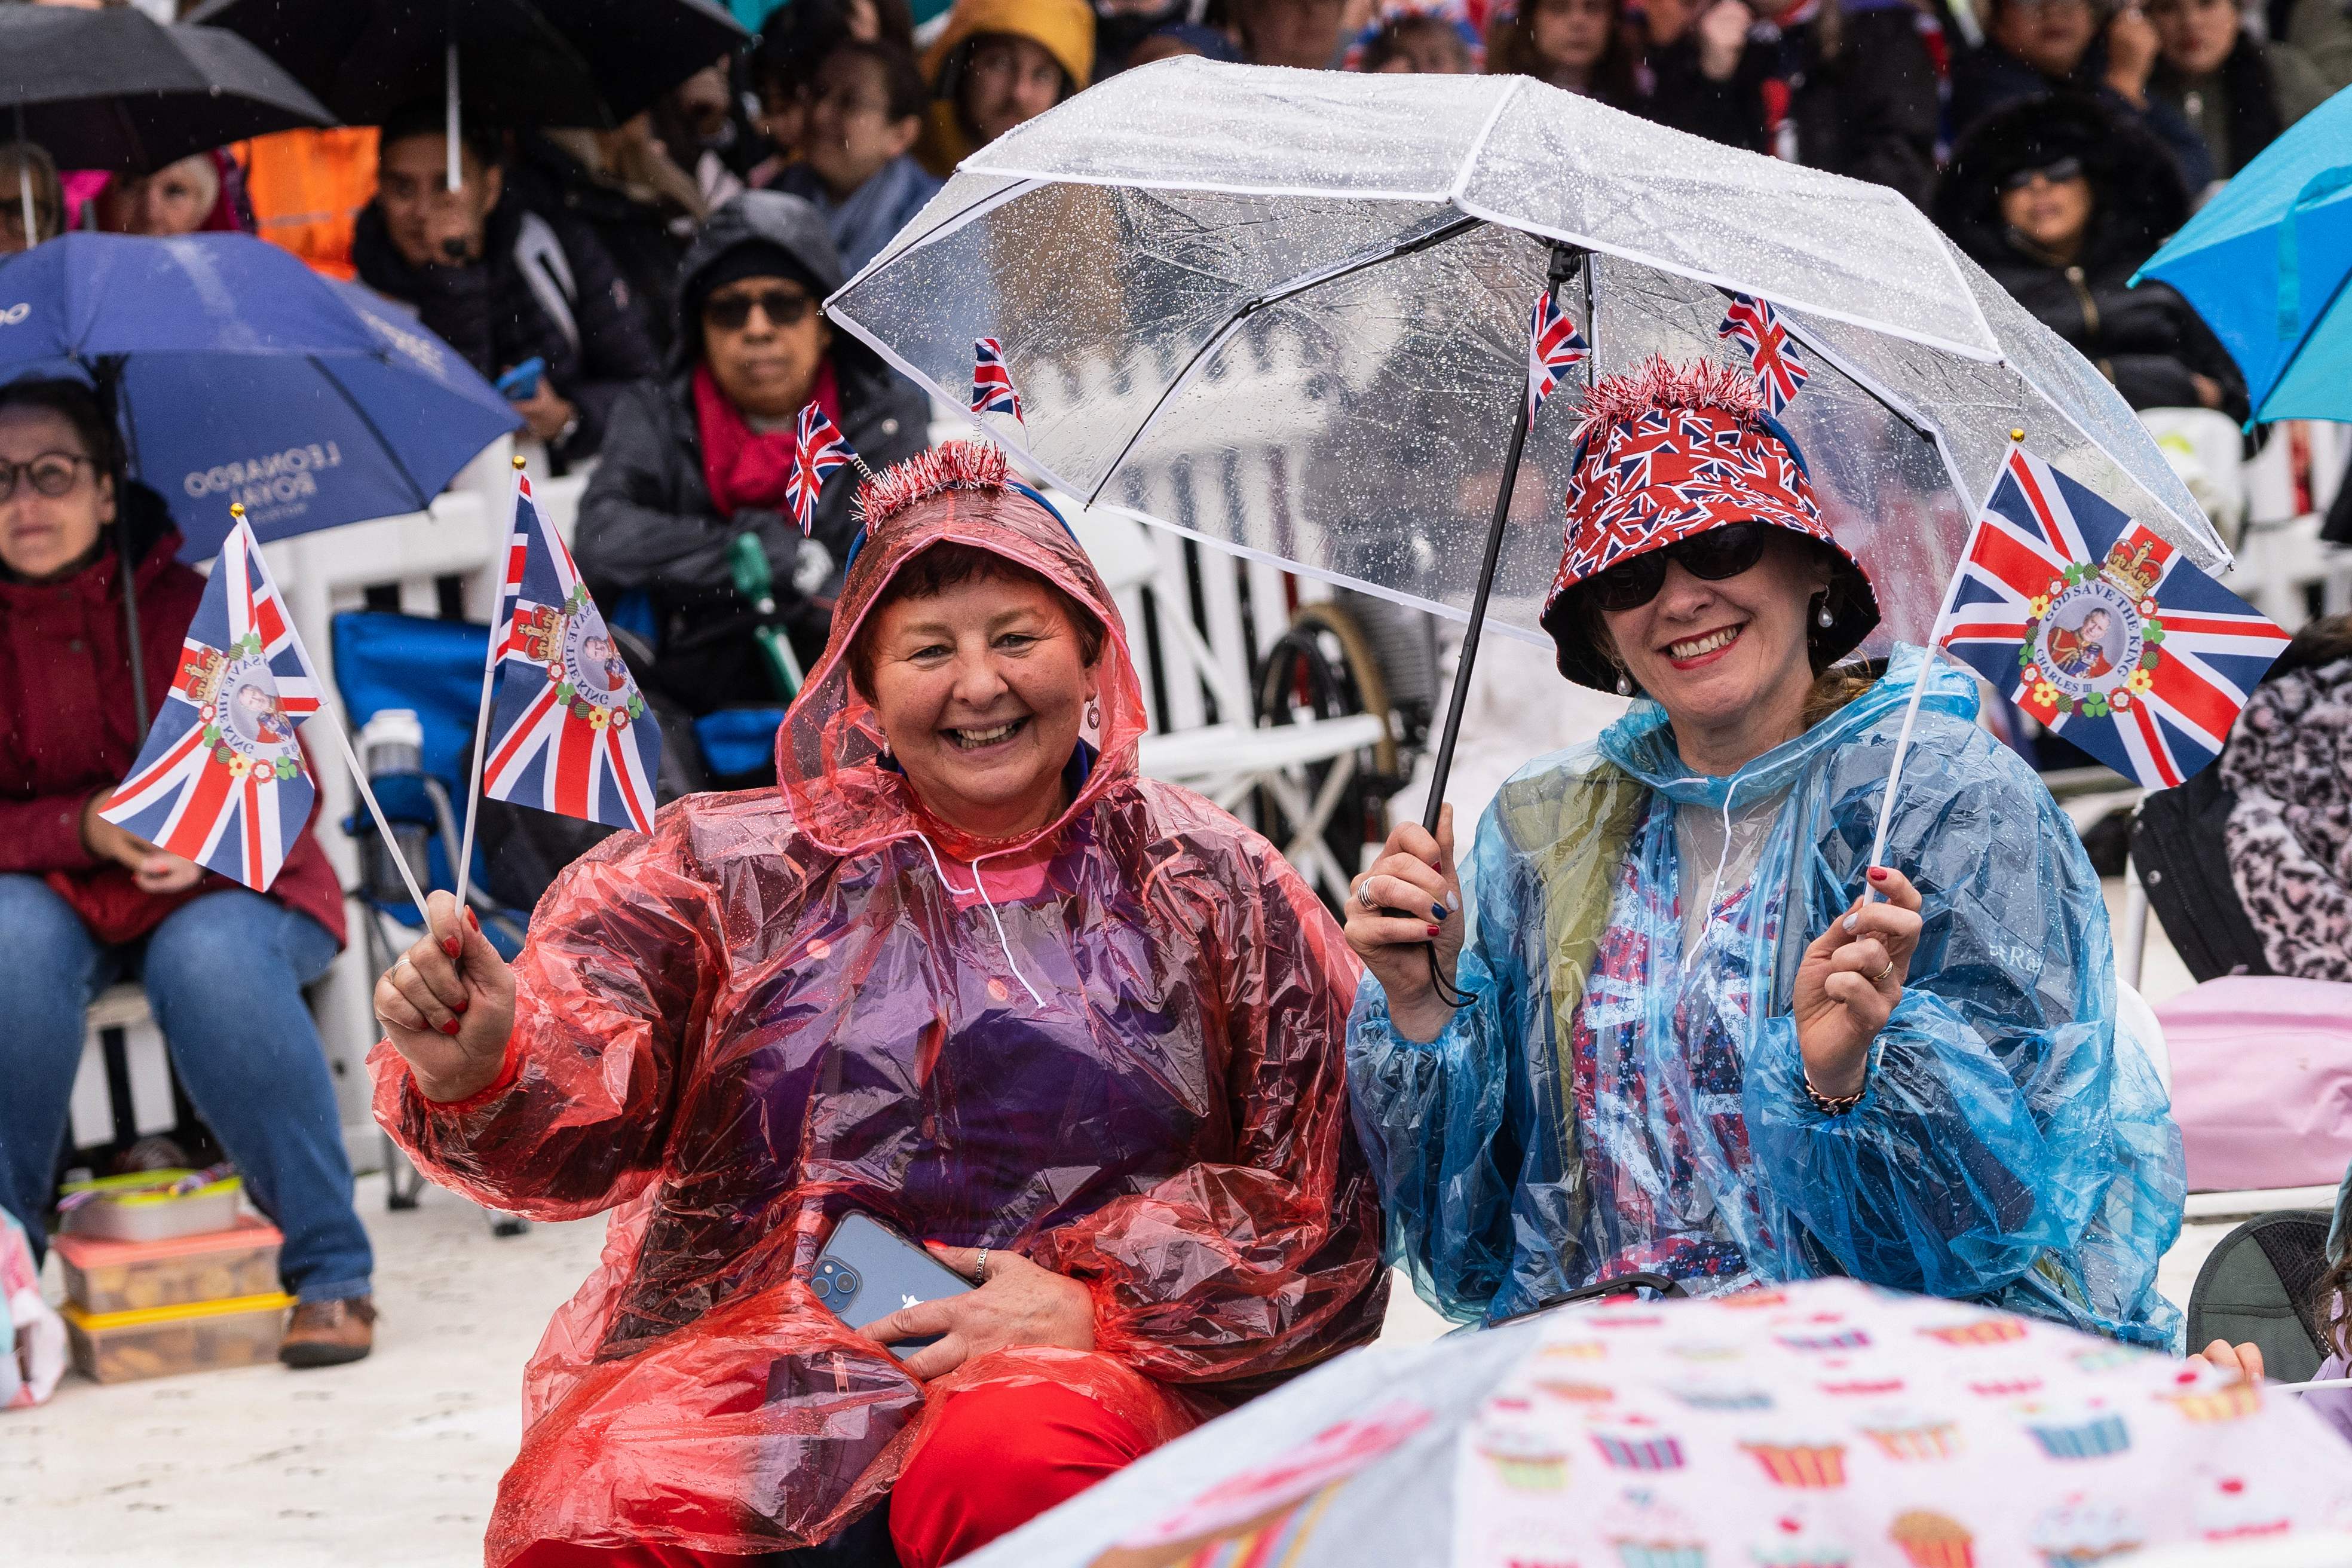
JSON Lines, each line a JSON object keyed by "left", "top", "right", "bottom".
{"left": 1537, "top": 356, "right": 1879, "bottom": 691}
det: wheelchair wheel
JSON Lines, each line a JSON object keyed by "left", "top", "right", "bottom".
{"left": 1252, "top": 601, "right": 1400, "bottom": 911}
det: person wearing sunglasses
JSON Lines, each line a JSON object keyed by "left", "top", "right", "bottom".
{"left": 1934, "top": 94, "right": 2247, "bottom": 422}
{"left": 574, "top": 191, "right": 928, "bottom": 739}
{"left": 1342, "top": 354, "right": 2184, "bottom": 1351}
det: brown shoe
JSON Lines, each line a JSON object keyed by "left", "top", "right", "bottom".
{"left": 279, "top": 1295, "right": 376, "bottom": 1368}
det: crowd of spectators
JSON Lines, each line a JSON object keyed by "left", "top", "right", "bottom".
{"left": 0, "top": 0, "right": 2339, "bottom": 736}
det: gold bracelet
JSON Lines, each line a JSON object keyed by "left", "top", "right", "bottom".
{"left": 1803, "top": 1067, "right": 1865, "bottom": 1116}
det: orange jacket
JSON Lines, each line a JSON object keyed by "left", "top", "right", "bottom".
{"left": 237, "top": 127, "right": 381, "bottom": 281}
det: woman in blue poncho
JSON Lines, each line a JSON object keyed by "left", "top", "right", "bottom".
{"left": 1343, "top": 356, "right": 2185, "bottom": 1348}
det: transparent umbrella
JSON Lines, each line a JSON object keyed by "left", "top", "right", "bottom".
{"left": 830, "top": 60, "right": 2226, "bottom": 822}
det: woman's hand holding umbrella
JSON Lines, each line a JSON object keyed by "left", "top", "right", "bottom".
{"left": 79, "top": 785, "right": 202, "bottom": 895}
{"left": 1342, "top": 804, "right": 1466, "bottom": 1046}
{"left": 375, "top": 890, "right": 516, "bottom": 1103}
{"left": 1790, "top": 865, "right": 1923, "bottom": 1100}
{"left": 860, "top": 1245, "right": 1097, "bottom": 1382}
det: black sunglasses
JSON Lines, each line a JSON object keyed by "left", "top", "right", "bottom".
{"left": 702, "top": 287, "right": 814, "bottom": 331}
{"left": 1584, "top": 521, "right": 1769, "bottom": 612}
{"left": 1998, "top": 155, "right": 2084, "bottom": 194}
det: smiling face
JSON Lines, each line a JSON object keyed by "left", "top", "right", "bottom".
{"left": 0, "top": 403, "right": 114, "bottom": 583}
{"left": 1998, "top": 170, "right": 2095, "bottom": 256}
{"left": 860, "top": 564, "right": 1103, "bottom": 838}
{"left": 1598, "top": 529, "right": 1832, "bottom": 773}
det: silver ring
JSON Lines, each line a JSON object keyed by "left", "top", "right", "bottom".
{"left": 974, "top": 1248, "right": 988, "bottom": 1284}
{"left": 1355, "top": 881, "right": 1379, "bottom": 912}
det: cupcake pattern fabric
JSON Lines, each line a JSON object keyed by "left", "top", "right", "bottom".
{"left": 1456, "top": 1278, "right": 2351, "bottom": 1567}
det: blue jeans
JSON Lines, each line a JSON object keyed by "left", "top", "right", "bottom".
{"left": 0, "top": 875, "right": 373, "bottom": 1303}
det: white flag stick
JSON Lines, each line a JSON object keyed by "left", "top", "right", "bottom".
{"left": 454, "top": 456, "right": 523, "bottom": 914}
{"left": 2276, "top": 1377, "right": 2352, "bottom": 1392}
{"left": 1862, "top": 432, "right": 2026, "bottom": 894}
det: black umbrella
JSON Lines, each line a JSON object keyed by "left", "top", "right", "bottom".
{"left": 0, "top": 7, "right": 336, "bottom": 173}
{"left": 185, "top": 0, "right": 750, "bottom": 129}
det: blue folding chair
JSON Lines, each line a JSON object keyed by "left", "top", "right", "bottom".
{"left": 331, "top": 610, "right": 530, "bottom": 1226}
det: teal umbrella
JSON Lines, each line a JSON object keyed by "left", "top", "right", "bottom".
{"left": 2136, "top": 85, "right": 2352, "bottom": 425}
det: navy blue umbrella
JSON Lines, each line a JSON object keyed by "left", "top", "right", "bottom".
{"left": 0, "top": 231, "right": 519, "bottom": 556}
{"left": 0, "top": 231, "right": 520, "bottom": 728}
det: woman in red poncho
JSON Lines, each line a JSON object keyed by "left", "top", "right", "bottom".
{"left": 370, "top": 442, "right": 1388, "bottom": 1568}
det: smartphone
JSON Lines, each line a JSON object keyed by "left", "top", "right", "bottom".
{"left": 811, "top": 1213, "right": 975, "bottom": 1348}
{"left": 495, "top": 356, "right": 546, "bottom": 400}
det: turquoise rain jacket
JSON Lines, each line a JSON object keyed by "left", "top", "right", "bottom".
{"left": 1348, "top": 647, "right": 2185, "bottom": 1348}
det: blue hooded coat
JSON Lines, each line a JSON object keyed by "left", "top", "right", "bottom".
{"left": 1347, "top": 647, "right": 2185, "bottom": 1348}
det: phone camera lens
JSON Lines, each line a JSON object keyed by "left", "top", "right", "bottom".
{"left": 834, "top": 1269, "right": 860, "bottom": 1297}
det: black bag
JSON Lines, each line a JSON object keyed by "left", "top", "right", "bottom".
{"left": 2129, "top": 766, "right": 2273, "bottom": 983}
{"left": 2186, "top": 1209, "right": 2333, "bottom": 1383}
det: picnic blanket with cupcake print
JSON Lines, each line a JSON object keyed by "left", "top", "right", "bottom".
{"left": 1458, "top": 1278, "right": 2349, "bottom": 1567}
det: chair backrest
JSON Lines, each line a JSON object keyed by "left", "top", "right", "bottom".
{"left": 2185, "top": 1209, "right": 2332, "bottom": 1384}
{"left": 2115, "top": 978, "right": 2170, "bottom": 1097}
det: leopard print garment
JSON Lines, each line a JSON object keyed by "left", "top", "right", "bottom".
{"left": 2222, "top": 653, "right": 2352, "bottom": 981}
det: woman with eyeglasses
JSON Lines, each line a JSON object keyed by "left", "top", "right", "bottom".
{"left": 1342, "top": 355, "right": 2186, "bottom": 1346}
{"left": 574, "top": 191, "right": 927, "bottom": 739}
{"left": 0, "top": 378, "right": 379, "bottom": 1367}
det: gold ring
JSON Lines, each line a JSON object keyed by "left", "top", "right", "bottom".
{"left": 1872, "top": 958, "right": 1896, "bottom": 984}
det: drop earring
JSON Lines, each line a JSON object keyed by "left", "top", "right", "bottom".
{"left": 1086, "top": 697, "right": 1101, "bottom": 729}
{"left": 1615, "top": 671, "right": 1631, "bottom": 697}
{"left": 1815, "top": 599, "right": 1836, "bottom": 629}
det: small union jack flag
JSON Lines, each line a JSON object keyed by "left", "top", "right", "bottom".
{"left": 1940, "top": 445, "right": 2289, "bottom": 789}
{"left": 788, "top": 403, "right": 855, "bottom": 537}
{"left": 971, "top": 336, "right": 1024, "bottom": 424}
{"left": 1526, "top": 292, "right": 1590, "bottom": 424}
{"left": 482, "top": 473, "right": 664, "bottom": 832}
{"left": 100, "top": 520, "right": 321, "bottom": 893}
{"left": 1717, "top": 293, "right": 1810, "bottom": 416}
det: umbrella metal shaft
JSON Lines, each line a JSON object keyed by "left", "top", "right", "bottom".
{"left": 1420, "top": 242, "right": 1584, "bottom": 838}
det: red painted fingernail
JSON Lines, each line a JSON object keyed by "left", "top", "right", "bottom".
{"left": 1868, "top": 866, "right": 1889, "bottom": 882}
{"left": 1427, "top": 924, "right": 1442, "bottom": 938}
{"left": 442, "top": 938, "right": 461, "bottom": 957}
{"left": 439, "top": 1020, "right": 460, "bottom": 1036}
{"left": 464, "top": 908, "right": 479, "bottom": 931}
{"left": 452, "top": 999, "right": 468, "bottom": 1013}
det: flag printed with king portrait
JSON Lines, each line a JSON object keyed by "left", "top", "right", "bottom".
{"left": 482, "top": 474, "right": 663, "bottom": 832}
{"left": 1940, "top": 446, "right": 2289, "bottom": 789}
{"left": 99, "top": 520, "right": 320, "bottom": 892}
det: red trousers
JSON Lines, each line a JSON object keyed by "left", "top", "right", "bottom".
{"left": 507, "top": 1377, "right": 1153, "bottom": 1568}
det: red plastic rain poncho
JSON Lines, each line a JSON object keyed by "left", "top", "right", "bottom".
{"left": 370, "top": 443, "right": 1387, "bottom": 1563}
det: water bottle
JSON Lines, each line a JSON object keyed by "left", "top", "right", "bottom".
{"left": 356, "top": 708, "right": 431, "bottom": 908}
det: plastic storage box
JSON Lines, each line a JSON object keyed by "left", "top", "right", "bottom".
{"left": 52, "top": 1217, "right": 283, "bottom": 1316}
{"left": 62, "top": 1293, "right": 292, "bottom": 1383}
{"left": 57, "top": 1169, "right": 243, "bottom": 1243}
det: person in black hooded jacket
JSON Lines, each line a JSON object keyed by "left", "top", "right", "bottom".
{"left": 1934, "top": 94, "right": 2247, "bottom": 420}
{"left": 351, "top": 104, "right": 660, "bottom": 468}
{"left": 574, "top": 190, "right": 929, "bottom": 718}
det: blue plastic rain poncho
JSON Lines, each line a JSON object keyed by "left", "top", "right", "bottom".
{"left": 1348, "top": 647, "right": 2186, "bottom": 1348}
